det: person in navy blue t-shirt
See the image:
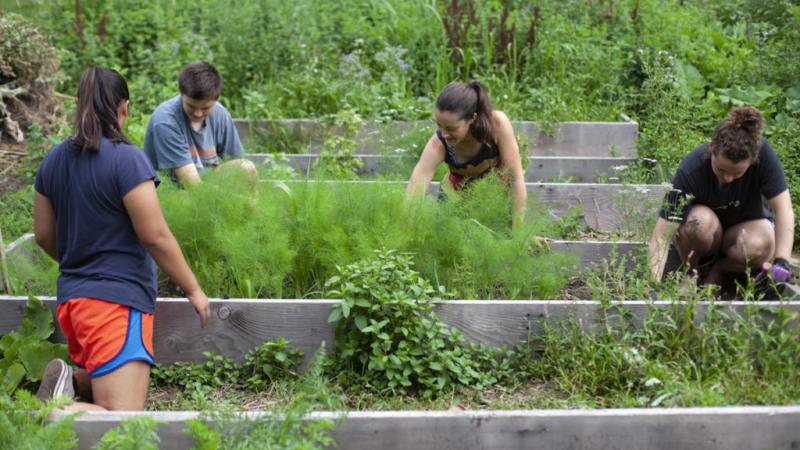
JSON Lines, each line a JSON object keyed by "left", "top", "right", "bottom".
{"left": 648, "top": 107, "right": 795, "bottom": 290}
{"left": 34, "top": 67, "right": 210, "bottom": 411}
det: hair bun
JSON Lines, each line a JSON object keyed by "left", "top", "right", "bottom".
{"left": 729, "top": 106, "right": 764, "bottom": 135}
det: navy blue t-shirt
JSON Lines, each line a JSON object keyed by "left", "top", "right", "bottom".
{"left": 34, "top": 137, "right": 161, "bottom": 313}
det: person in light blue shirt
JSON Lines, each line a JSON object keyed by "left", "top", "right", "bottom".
{"left": 144, "top": 62, "right": 256, "bottom": 186}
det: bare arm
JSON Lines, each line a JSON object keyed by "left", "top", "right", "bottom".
{"left": 33, "top": 193, "right": 58, "bottom": 261}
{"left": 406, "top": 134, "right": 445, "bottom": 197}
{"left": 492, "top": 111, "right": 527, "bottom": 228}
{"left": 123, "top": 180, "right": 210, "bottom": 327}
{"left": 768, "top": 190, "right": 794, "bottom": 261}
{"left": 648, "top": 217, "right": 680, "bottom": 281}
{"left": 173, "top": 163, "right": 202, "bottom": 187}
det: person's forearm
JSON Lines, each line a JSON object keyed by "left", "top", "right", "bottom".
{"left": 648, "top": 234, "right": 672, "bottom": 282}
{"left": 173, "top": 165, "right": 202, "bottom": 187}
{"left": 774, "top": 210, "right": 795, "bottom": 260}
{"left": 511, "top": 181, "right": 527, "bottom": 227}
{"left": 143, "top": 233, "right": 201, "bottom": 294}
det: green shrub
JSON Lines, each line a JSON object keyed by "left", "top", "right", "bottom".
{"left": 95, "top": 417, "right": 162, "bottom": 450}
{"left": 0, "top": 390, "right": 77, "bottom": 450}
{"left": 326, "top": 249, "right": 510, "bottom": 398}
{"left": 183, "top": 349, "right": 337, "bottom": 450}
{"left": 523, "top": 300, "right": 800, "bottom": 407}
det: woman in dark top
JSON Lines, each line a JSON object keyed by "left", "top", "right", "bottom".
{"left": 406, "top": 80, "right": 527, "bottom": 227}
{"left": 648, "top": 106, "right": 794, "bottom": 288}
{"left": 34, "top": 67, "right": 210, "bottom": 410}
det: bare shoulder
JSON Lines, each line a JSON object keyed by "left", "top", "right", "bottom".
{"left": 491, "top": 110, "right": 512, "bottom": 129}
{"left": 424, "top": 132, "right": 446, "bottom": 153}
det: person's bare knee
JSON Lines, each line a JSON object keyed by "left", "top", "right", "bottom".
{"left": 676, "top": 205, "right": 721, "bottom": 265}
{"left": 723, "top": 220, "right": 775, "bottom": 269}
{"left": 90, "top": 361, "right": 151, "bottom": 411}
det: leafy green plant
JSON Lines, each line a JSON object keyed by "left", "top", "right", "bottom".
{"left": 325, "top": 249, "right": 508, "bottom": 398}
{"left": 184, "top": 348, "right": 338, "bottom": 450}
{"left": 94, "top": 416, "right": 162, "bottom": 450}
{"left": 0, "top": 296, "right": 68, "bottom": 394}
{"left": 0, "top": 390, "right": 77, "bottom": 450}
{"left": 151, "top": 338, "right": 304, "bottom": 397}
{"left": 242, "top": 338, "right": 304, "bottom": 392}
{"left": 151, "top": 352, "right": 241, "bottom": 398}
{"left": 523, "top": 299, "right": 800, "bottom": 407}
{"left": 313, "top": 107, "right": 365, "bottom": 180}
{"left": 15, "top": 173, "right": 575, "bottom": 299}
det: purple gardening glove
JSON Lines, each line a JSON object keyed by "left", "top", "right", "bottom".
{"left": 769, "top": 258, "right": 794, "bottom": 283}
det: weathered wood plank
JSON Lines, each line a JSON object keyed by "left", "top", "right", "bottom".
{"left": 235, "top": 119, "right": 639, "bottom": 157}
{"left": 250, "top": 153, "right": 635, "bottom": 182}
{"left": 2, "top": 297, "right": 797, "bottom": 365}
{"left": 261, "top": 180, "right": 668, "bottom": 233}
{"left": 53, "top": 406, "right": 800, "bottom": 450}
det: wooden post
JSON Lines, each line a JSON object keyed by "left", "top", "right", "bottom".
{"left": 0, "top": 226, "right": 11, "bottom": 293}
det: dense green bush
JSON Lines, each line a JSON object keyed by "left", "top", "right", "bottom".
{"left": 326, "top": 250, "right": 511, "bottom": 397}
{"left": 10, "top": 170, "right": 575, "bottom": 299}
{"left": 4, "top": 0, "right": 800, "bottom": 245}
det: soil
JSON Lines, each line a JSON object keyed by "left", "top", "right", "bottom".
{"left": 146, "top": 379, "right": 564, "bottom": 412}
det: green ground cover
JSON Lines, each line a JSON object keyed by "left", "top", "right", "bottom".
{"left": 7, "top": 172, "right": 577, "bottom": 299}
{"left": 2, "top": 0, "right": 800, "bottom": 245}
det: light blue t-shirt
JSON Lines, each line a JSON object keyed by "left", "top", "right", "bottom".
{"left": 144, "top": 95, "right": 244, "bottom": 174}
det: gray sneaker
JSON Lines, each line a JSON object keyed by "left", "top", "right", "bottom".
{"left": 36, "top": 358, "right": 75, "bottom": 402}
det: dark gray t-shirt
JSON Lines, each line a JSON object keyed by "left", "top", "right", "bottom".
{"left": 659, "top": 139, "right": 787, "bottom": 229}
{"left": 144, "top": 95, "right": 244, "bottom": 173}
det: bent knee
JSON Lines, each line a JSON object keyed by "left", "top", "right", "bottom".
{"left": 679, "top": 205, "right": 721, "bottom": 241}
{"left": 727, "top": 228, "right": 775, "bottom": 264}
{"left": 240, "top": 159, "right": 257, "bottom": 176}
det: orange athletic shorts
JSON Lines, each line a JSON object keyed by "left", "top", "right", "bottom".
{"left": 56, "top": 297, "right": 155, "bottom": 378}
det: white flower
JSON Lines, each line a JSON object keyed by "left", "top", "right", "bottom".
{"left": 644, "top": 377, "right": 661, "bottom": 387}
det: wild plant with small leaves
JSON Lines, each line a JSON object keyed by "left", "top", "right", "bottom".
{"left": 325, "top": 249, "right": 509, "bottom": 398}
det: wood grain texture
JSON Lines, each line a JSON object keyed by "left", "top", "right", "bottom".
{"left": 234, "top": 119, "right": 638, "bottom": 157}
{"left": 54, "top": 407, "right": 800, "bottom": 450}
{"left": 3, "top": 296, "right": 797, "bottom": 365}
{"left": 250, "top": 153, "right": 636, "bottom": 182}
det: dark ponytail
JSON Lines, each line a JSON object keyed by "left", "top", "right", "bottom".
{"left": 73, "top": 67, "right": 130, "bottom": 153}
{"left": 710, "top": 106, "right": 764, "bottom": 163}
{"left": 435, "top": 80, "right": 494, "bottom": 143}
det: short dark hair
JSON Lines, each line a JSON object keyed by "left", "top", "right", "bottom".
{"left": 178, "top": 62, "right": 223, "bottom": 100}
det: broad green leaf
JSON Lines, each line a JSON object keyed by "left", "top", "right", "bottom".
{"left": 354, "top": 315, "right": 368, "bottom": 331}
{"left": 327, "top": 307, "right": 342, "bottom": 323}
{"left": 18, "top": 339, "right": 66, "bottom": 382}
{"left": 1, "top": 362, "right": 25, "bottom": 394}
{"left": 354, "top": 298, "right": 371, "bottom": 307}
{"left": 340, "top": 300, "right": 351, "bottom": 318}
{"left": 21, "top": 296, "right": 54, "bottom": 340}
